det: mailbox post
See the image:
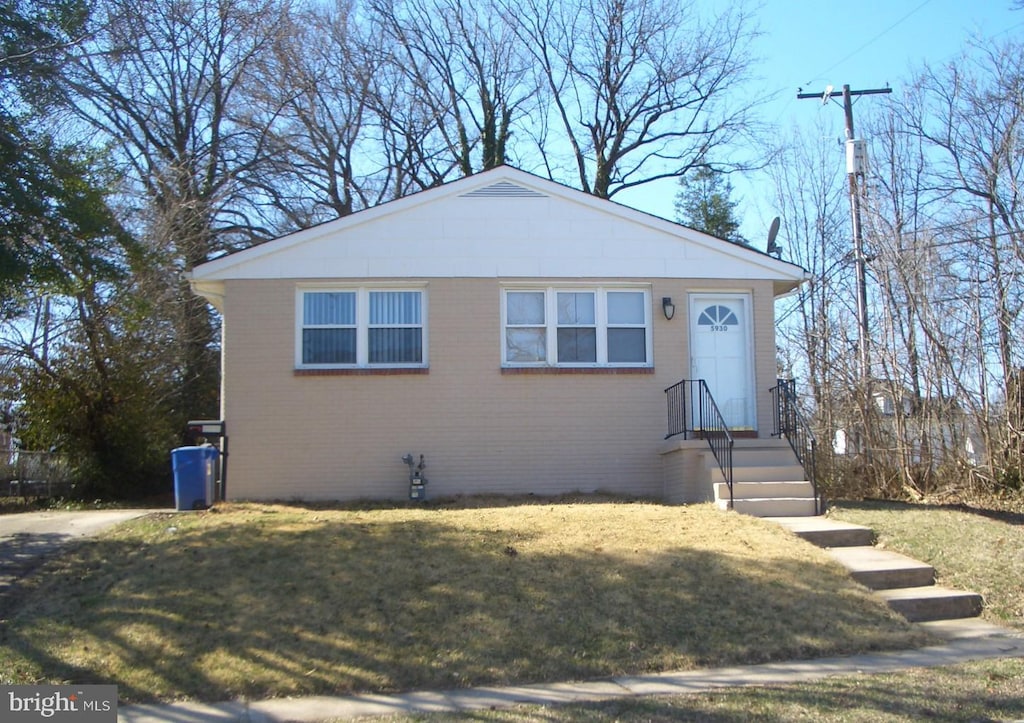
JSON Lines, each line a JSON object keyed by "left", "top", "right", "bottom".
{"left": 186, "top": 420, "right": 228, "bottom": 501}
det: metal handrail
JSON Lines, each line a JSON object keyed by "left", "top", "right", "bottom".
{"left": 665, "top": 379, "right": 735, "bottom": 509}
{"left": 771, "top": 378, "right": 821, "bottom": 515}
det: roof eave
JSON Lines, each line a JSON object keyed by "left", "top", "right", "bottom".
{"left": 189, "top": 277, "right": 226, "bottom": 312}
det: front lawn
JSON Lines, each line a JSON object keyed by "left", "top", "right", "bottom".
{"left": 0, "top": 498, "right": 928, "bottom": 703}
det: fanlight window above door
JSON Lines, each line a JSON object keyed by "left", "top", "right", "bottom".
{"left": 697, "top": 305, "right": 738, "bottom": 326}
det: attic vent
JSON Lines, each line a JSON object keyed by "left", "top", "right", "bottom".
{"left": 461, "top": 181, "right": 547, "bottom": 198}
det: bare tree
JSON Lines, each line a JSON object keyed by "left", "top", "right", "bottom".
{"left": 797, "top": 37, "right": 1024, "bottom": 500}
{"left": 767, "top": 116, "right": 872, "bottom": 497}
{"left": 769, "top": 118, "right": 851, "bottom": 415}
{"left": 60, "top": 0, "right": 290, "bottom": 418}
{"left": 900, "top": 39, "right": 1024, "bottom": 391}
{"left": 246, "top": 0, "right": 385, "bottom": 228}
{"left": 500, "top": 0, "right": 764, "bottom": 198}
{"left": 148, "top": 0, "right": 764, "bottom": 230}
{"left": 895, "top": 38, "right": 1024, "bottom": 485}
{"left": 366, "top": 0, "right": 538, "bottom": 184}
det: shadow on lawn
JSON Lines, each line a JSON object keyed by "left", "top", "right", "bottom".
{"left": 0, "top": 532, "right": 76, "bottom": 573}
{"left": 0, "top": 532, "right": 84, "bottom": 618}
{"left": 838, "top": 498, "right": 1024, "bottom": 526}
{"left": 1, "top": 514, "right": 923, "bottom": 704}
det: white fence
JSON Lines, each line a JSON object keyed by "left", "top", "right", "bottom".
{"left": 1, "top": 451, "right": 73, "bottom": 497}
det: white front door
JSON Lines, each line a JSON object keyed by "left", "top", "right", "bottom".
{"left": 689, "top": 294, "right": 754, "bottom": 429}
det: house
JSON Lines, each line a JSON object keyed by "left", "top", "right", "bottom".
{"left": 188, "top": 166, "right": 812, "bottom": 508}
{"left": 833, "top": 381, "right": 985, "bottom": 468}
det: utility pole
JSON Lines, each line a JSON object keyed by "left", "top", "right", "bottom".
{"left": 797, "top": 84, "right": 891, "bottom": 387}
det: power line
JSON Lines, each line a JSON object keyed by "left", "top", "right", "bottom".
{"left": 802, "top": 0, "right": 936, "bottom": 87}
{"left": 878, "top": 227, "right": 1023, "bottom": 251}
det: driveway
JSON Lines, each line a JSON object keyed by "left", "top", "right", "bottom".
{"left": 0, "top": 509, "right": 158, "bottom": 617}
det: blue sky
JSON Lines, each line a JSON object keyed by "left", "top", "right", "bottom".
{"left": 617, "top": 0, "right": 1024, "bottom": 245}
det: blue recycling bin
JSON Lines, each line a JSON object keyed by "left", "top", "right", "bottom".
{"left": 172, "top": 446, "right": 219, "bottom": 511}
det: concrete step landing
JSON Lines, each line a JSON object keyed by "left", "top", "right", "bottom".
{"left": 715, "top": 481, "right": 816, "bottom": 499}
{"left": 878, "top": 586, "right": 985, "bottom": 623}
{"left": 731, "top": 465, "right": 809, "bottom": 483}
{"left": 764, "top": 516, "right": 875, "bottom": 548}
{"left": 715, "top": 481, "right": 819, "bottom": 518}
{"left": 720, "top": 496, "right": 818, "bottom": 517}
{"left": 699, "top": 440, "right": 821, "bottom": 518}
{"left": 828, "top": 546, "right": 936, "bottom": 590}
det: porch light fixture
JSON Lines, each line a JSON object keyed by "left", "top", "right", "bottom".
{"left": 662, "top": 297, "right": 675, "bottom": 320}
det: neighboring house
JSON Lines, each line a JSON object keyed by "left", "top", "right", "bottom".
{"left": 188, "top": 166, "right": 808, "bottom": 503}
{"left": 834, "top": 382, "right": 984, "bottom": 467}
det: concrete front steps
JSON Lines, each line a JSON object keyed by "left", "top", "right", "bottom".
{"left": 711, "top": 440, "right": 819, "bottom": 517}
{"left": 715, "top": 482, "right": 818, "bottom": 517}
{"left": 769, "top": 516, "right": 984, "bottom": 623}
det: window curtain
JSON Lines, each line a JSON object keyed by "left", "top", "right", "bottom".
{"left": 369, "top": 291, "right": 422, "bottom": 363}
{"left": 303, "top": 292, "right": 356, "bottom": 364}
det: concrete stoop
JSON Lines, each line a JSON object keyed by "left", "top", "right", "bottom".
{"left": 719, "top": 489, "right": 818, "bottom": 517}
{"left": 710, "top": 440, "right": 820, "bottom": 517}
{"left": 767, "top": 516, "right": 985, "bottom": 623}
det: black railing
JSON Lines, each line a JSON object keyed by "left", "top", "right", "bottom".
{"left": 665, "top": 379, "right": 735, "bottom": 509}
{"left": 771, "top": 378, "right": 821, "bottom": 515}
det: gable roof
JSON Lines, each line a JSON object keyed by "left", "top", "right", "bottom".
{"left": 189, "top": 166, "right": 807, "bottom": 305}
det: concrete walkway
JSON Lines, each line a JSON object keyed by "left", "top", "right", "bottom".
{"left": 0, "top": 509, "right": 158, "bottom": 616}
{"left": 0, "top": 508, "right": 156, "bottom": 540}
{"left": 767, "top": 515, "right": 986, "bottom": 622}
{"left": 117, "top": 620, "right": 1024, "bottom": 722}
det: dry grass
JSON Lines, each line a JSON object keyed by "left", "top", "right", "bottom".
{"left": 828, "top": 500, "right": 1024, "bottom": 629}
{"left": 0, "top": 498, "right": 929, "bottom": 703}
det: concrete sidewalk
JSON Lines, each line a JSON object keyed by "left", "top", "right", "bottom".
{"left": 119, "top": 619, "right": 1024, "bottom": 723}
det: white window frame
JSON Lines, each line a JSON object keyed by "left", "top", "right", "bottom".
{"left": 501, "top": 285, "right": 652, "bottom": 368}
{"left": 296, "top": 285, "right": 428, "bottom": 369}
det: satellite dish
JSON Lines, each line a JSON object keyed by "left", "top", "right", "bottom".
{"left": 766, "top": 216, "right": 783, "bottom": 257}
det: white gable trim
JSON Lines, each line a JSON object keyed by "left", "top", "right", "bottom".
{"left": 189, "top": 166, "right": 807, "bottom": 295}
{"left": 192, "top": 169, "right": 557, "bottom": 279}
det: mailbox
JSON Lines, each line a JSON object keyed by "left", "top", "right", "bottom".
{"left": 185, "top": 420, "right": 228, "bottom": 501}
{"left": 187, "top": 420, "right": 225, "bottom": 439}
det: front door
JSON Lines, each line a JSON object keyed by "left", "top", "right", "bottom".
{"left": 689, "top": 293, "right": 754, "bottom": 429}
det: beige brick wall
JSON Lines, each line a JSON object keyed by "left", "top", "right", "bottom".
{"left": 661, "top": 441, "right": 715, "bottom": 504}
{"left": 221, "top": 277, "right": 778, "bottom": 501}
